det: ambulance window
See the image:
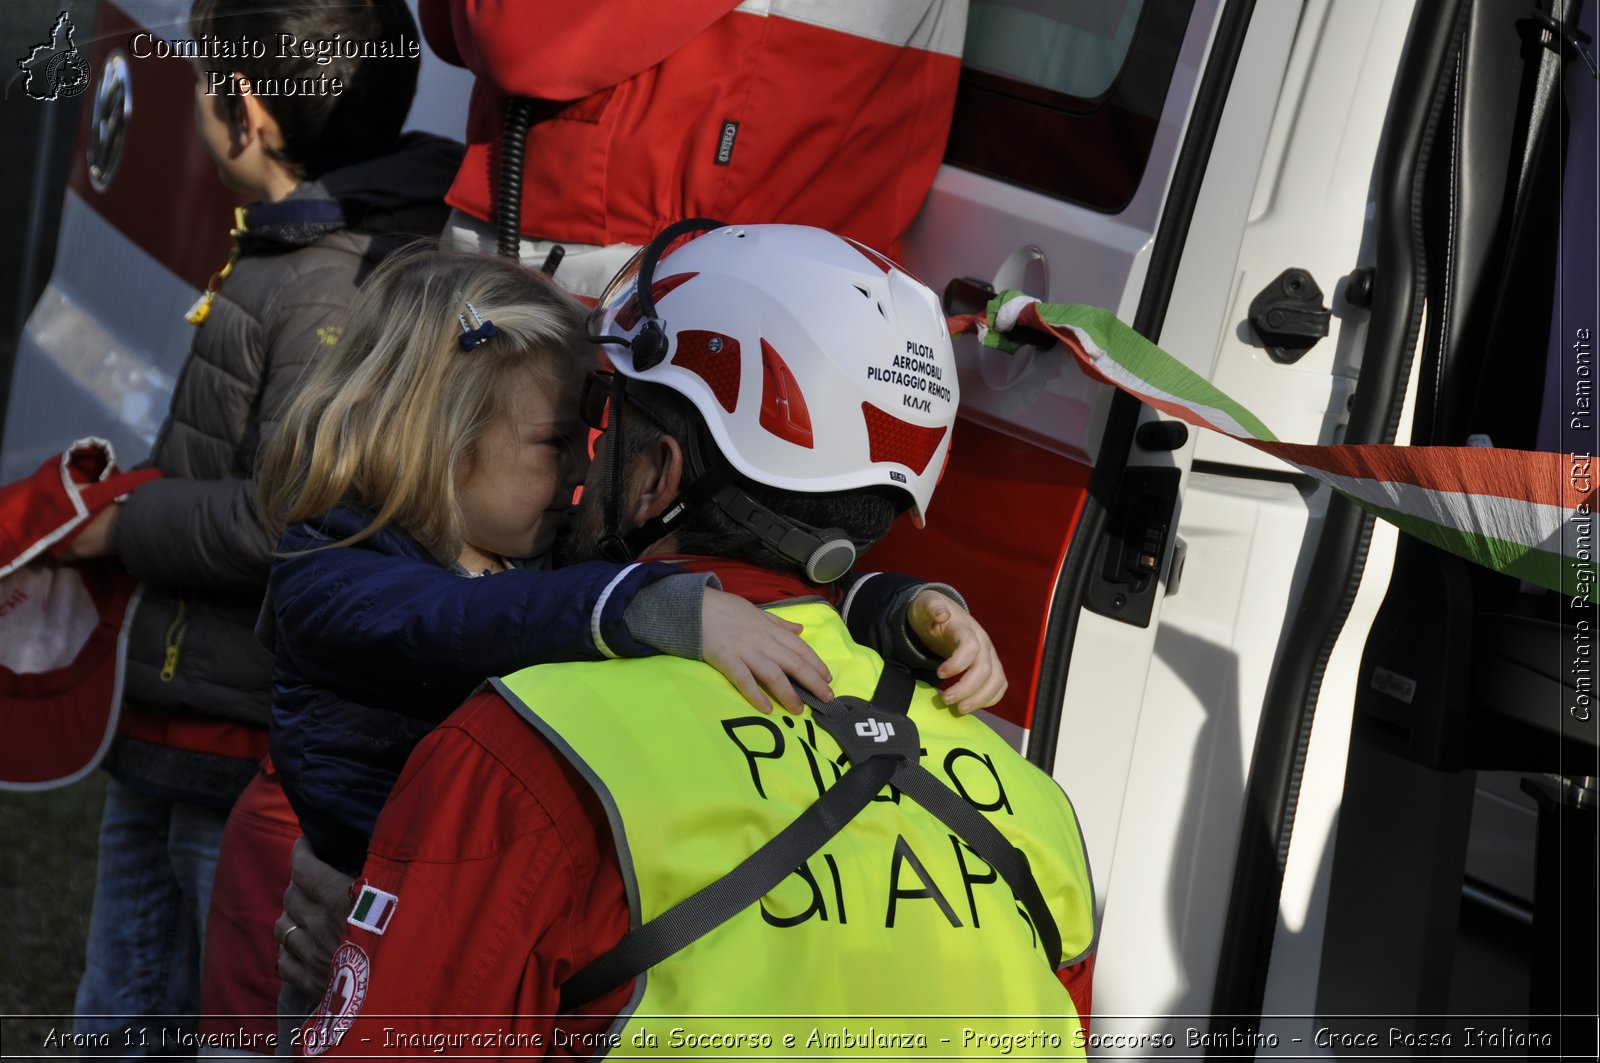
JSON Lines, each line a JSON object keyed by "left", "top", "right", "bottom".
{"left": 946, "top": 0, "right": 1195, "bottom": 213}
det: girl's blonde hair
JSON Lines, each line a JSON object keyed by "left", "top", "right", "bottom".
{"left": 257, "top": 247, "right": 592, "bottom": 565}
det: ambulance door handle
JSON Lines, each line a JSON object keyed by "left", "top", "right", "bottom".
{"left": 1083, "top": 466, "right": 1181, "bottom": 627}
{"left": 940, "top": 277, "right": 1057, "bottom": 351}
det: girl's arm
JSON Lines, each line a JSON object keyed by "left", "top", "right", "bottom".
{"left": 622, "top": 574, "right": 833, "bottom": 715}
{"left": 271, "top": 546, "right": 672, "bottom": 693}
{"left": 272, "top": 541, "right": 830, "bottom": 716}
{"left": 842, "top": 572, "right": 1008, "bottom": 714}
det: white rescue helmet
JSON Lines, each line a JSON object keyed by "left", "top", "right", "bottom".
{"left": 589, "top": 223, "right": 958, "bottom": 526}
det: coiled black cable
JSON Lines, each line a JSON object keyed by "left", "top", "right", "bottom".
{"left": 496, "top": 98, "right": 534, "bottom": 260}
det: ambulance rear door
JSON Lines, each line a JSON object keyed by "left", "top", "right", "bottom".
{"left": 879, "top": 0, "right": 1424, "bottom": 1045}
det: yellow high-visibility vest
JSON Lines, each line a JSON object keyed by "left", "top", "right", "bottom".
{"left": 496, "top": 601, "right": 1096, "bottom": 1058}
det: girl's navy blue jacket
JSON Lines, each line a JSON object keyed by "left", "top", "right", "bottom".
{"left": 265, "top": 507, "right": 682, "bottom": 872}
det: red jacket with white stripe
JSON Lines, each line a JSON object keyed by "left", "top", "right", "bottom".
{"left": 417, "top": 0, "right": 966, "bottom": 257}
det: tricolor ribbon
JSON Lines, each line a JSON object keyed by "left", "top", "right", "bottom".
{"left": 956, "top": 293, "right": 1595, "bottom": 597}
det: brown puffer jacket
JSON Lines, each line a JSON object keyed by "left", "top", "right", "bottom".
{"left": 106, "top": 132, "right": 463, "bottom": 808}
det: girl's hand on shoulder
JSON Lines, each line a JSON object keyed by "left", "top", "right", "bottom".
{"left": 702, "top": 588, "right": 834, "bottom": 714}
{"left": 908, "top": 590, "right": 1008, "bottom": 714}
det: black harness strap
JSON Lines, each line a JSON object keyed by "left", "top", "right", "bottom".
{"left": 888, "top": 763, "right": 1063, "bottom": 969}
{"left": 860, "top": 656, "right": 915, "bottom": 711}
{"left": 559, "top": 752, "right": 897, "bottom": 1013}
{"left": 861, "top": 665, "right": 1062, "bottom": 965}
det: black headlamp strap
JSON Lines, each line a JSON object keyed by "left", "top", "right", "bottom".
{"left": 595, "top": 217, "right": 732, "bottom": 561}
{"left": 710, "top": 485, "right": 858, "bottom": 584}
{"left": 712, "top": 486, "right": 815, "bottom": 563}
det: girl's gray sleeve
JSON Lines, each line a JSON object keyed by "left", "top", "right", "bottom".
{"left": 623, "top": 571, "right": 721, "bottom": 659}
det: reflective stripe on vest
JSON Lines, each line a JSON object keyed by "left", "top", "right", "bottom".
{"left": 495, "top": 601, "right": 1096, "bottom": 1056}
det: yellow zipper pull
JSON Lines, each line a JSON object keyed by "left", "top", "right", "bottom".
{"left": 160, "top": 599, "right": 189, "bottom": 682}
{"left": 160, "top": 645, "right": 180, "bottom": 682}
{"left": 185, "top": 207, "right": 248, "bottom": 326}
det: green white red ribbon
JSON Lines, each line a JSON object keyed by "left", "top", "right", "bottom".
{"left": 952, "top": 293, "right": 1594, "bottom": 597}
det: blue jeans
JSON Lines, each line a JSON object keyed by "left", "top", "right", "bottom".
{"left": 74, "top": 778, "right": 229, "bottom": 1058}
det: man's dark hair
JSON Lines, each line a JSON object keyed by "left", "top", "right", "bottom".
{"left": 621, "top": 382, "right": 904, "bottom": 579}
{"left": 189, "top": 0, "right": 420, "bottom": 179}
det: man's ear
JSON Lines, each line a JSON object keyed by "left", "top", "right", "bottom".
{"left": 231, "top": 79, "right": 284, "bottom": 152}
{"left": 629, "top": 435, "right": 686, "bottom": 526}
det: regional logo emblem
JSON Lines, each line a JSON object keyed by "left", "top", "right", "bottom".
{"left": 16, "top": 12, "right": 89, "bottom": 102}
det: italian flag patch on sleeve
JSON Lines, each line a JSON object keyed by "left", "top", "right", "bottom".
{"left": 348, "top": 883, "right": 398, "bottom": 934}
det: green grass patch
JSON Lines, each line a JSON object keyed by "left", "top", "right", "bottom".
{"left": 0, "top": 772, "right": 106, "bottom": 1056}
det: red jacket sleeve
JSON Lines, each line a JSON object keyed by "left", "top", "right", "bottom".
{"left": 441, "top": 0, "right": 744, "bottom": 100}
{"left": 1059, "top": 954, "right": 1094, "bottom": 1037}
{"left": 304, "top": 693, "right": 630, "bottom": 1057}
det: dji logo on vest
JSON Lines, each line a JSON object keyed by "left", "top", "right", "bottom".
{"left": 855, "top": 718, "right": 895, "bottom": 743}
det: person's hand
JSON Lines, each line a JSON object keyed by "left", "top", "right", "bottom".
{"left": 58, "top": 506, "right": 119, "bottom": 560}
{"left": 908, "top": 590, "right": 1008, "bottom": 714}
{"left": 701, "top": 588, "right": 834, "bottom": 714}
{"left": 276, "top": 837, "right": 355, "bottom": 996}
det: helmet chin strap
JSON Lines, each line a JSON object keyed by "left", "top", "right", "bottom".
{"left": 598, "top": 476, "right": 717, "bottom": 564}
{"left": 598, "top": 371, "right": 632, "bottom": 564}
{"left": 707, "top": 485, "right": 859, "bottom": 584}
{"left": 598, "top": 373, "right": 726, "bottom": 564}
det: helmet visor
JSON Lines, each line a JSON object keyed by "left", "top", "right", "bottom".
{"left": 585, "top": 218, "right": 729, "bottom": 350}
{"left": 585, "top": 245, "right": 647, "bottom": 348}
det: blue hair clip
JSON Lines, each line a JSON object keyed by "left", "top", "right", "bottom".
{"left": 457, "top": 299, "right": 498, "bottom": 351}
